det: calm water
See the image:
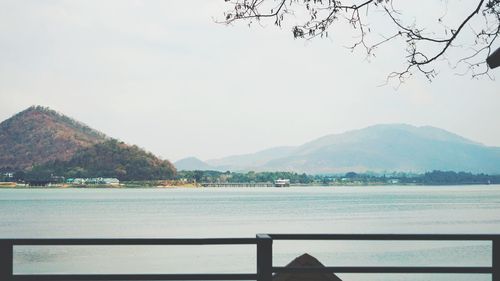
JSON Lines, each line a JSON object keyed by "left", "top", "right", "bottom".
{"left": 1, "top": 185, "right": 500, "bottom": 281}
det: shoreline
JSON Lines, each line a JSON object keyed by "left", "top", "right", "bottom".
{"left": 0, "top": 183, "right": 498, "bottom": 189}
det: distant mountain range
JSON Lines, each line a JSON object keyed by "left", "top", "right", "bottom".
{"left": 175, "top": 124, "right": 500, "bottom": 174}
{"left": 0, "top": 106, "right": 176, "bottom": 180}
{"left": 174, "top": 157, "right": 214, "bottom": 171}
{"left": 3, "top": 107, "right": 499, "bottom": 176}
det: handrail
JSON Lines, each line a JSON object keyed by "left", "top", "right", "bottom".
{"left": 263, "top": 233, "right": 500, "bottom": 281}
{"left": 0, "top": 234, "right": 499, "bottom": 281}
{"left": 272, "top": 266, "right": 492, "bottom": 274}
{"left": 10, "top": 273, "right": 258, "bottom": 281}
{"left": 8, "top": 238, "right": 257, "bottom": 245}
{"left": 268, "top": 233, "right": 500, "bottom": 240}
{"left": 0, "top": 238, "right": 257, "bottom": 281}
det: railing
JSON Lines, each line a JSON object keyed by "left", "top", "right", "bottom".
{"left": 265, "top": 234, "right": 500, "bottom": 281}
{"left": 0, "top": 234, "right": 499, "bottom": 281}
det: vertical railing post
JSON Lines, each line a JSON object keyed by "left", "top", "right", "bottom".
{"left": 0, "top": 240, "right": 13, "bottom": 281}
{"left": 257, "top": 234, "right": 273, "bottom": 281}
{"left": 494, "top": 238, "right": 500, "bottom": 281}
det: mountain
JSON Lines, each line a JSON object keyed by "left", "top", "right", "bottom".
{"left": 33, "top": 139, "right": 176, "bottom": 181}
{"left": 207, "top": 146, "right": 295, "bottom": 171}
{"left": 0, "top": 106, "right": 107, "bottom": 170}
{"left": 174, "top": 157, "right": 214, "bottom": 171}
{"left": 207, "top": 124, "right": 500, "bottom": 174}
{"left": 0, "top": 106, "right": 176, "bottom": 180}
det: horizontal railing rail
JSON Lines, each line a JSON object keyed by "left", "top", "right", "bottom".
{"left": 268, "top": 233, "right": 500, "bottom": 240}
{"left": 9, "top": 273, "right": 258, "bottom": 281}
{"left": 7, "top": 238, "right": 257, "bottom": 245}
{"left": 0, "top": 234, "right": 498, "bottom": 281}
{"left": 0, "top": 238, "right": 258, "bottom": 281}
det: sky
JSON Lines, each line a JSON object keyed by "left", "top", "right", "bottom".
{"left": 0, "top": 0, "right": 499, "bottom": 162}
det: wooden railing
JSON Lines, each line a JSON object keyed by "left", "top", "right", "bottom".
{"left": 0, "top": 234, "right": 498, "bottom": 281}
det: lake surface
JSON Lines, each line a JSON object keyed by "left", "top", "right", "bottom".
{"left": 1, "top": 185, "right": 500, "bottom": 281}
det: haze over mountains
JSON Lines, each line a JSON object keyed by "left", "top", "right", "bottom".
{"left": 175, "top": 124, "right": 500, "bottom": 174}
{"left": 2, "top": 106, "right": 500, "bottom": 176}
{"left": 174, "top": 157, "right": 214, "bottom": 171}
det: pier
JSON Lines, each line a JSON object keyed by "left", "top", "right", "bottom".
{"left": 1, "top": 234, "right": 500, "bottom": 281}
{"left": 200, "top": 182, "right": 275, "bottom": 187}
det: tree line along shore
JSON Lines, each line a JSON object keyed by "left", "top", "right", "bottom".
{"left": 1, "top": 170, "right": 500, "bottom": 188}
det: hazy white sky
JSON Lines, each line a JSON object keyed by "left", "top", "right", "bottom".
{"left": 0, "top": 0, "right": 498, "bottom": 162}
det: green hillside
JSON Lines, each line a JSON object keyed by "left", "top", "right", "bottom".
{"left": 30, "top": 139, "right": 176, "bottom": 181}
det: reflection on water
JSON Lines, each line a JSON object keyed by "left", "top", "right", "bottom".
{"left": 1, "top": 185, "right": 499, "bottom": 281}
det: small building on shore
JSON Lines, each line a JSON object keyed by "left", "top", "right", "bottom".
{"left": 274, "top": 179, "right": 290, "bottom": 187}
{"left": 66, "top": 177, "right": 120, "bottom": 186}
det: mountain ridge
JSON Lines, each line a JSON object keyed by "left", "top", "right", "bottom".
{"left": 204, "top": 124, "right": 500, "bottom": 174}
{"left": 0, "top": 106, "right": 176, "bottom": 180}
{"left": 175, "top": 157, "right": 214, "bottom": 171}
{"left": 0, "top": 106, "right": 108, "bottom": 170}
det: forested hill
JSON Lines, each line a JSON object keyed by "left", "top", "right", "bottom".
{"left": 30, "top": 139, "right": 176, "bottom": 181}
{"left": 0, "top": 106, "right": 107, "bottom": 170}
{"left": 0, "top": 106, "right": 176, "bottom": 180}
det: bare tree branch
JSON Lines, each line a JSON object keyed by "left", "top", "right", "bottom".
{"left": 219, "top": 0, "right": 500, "bottom": 83}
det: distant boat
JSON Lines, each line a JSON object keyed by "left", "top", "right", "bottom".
{"left": 274, "top": 179, "right": 290, "bottom": 187}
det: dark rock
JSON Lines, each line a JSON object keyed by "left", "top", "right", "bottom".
{"left": 273, "top": 253, "right": 342, "bottom": 281}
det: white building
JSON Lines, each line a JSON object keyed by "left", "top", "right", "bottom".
{"left": 274, "top": 179, "right": 290, "bottom": 187}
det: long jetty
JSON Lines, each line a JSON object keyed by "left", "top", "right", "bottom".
{"left": 200, "top": 182, "right": 275, "bottom": 187}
